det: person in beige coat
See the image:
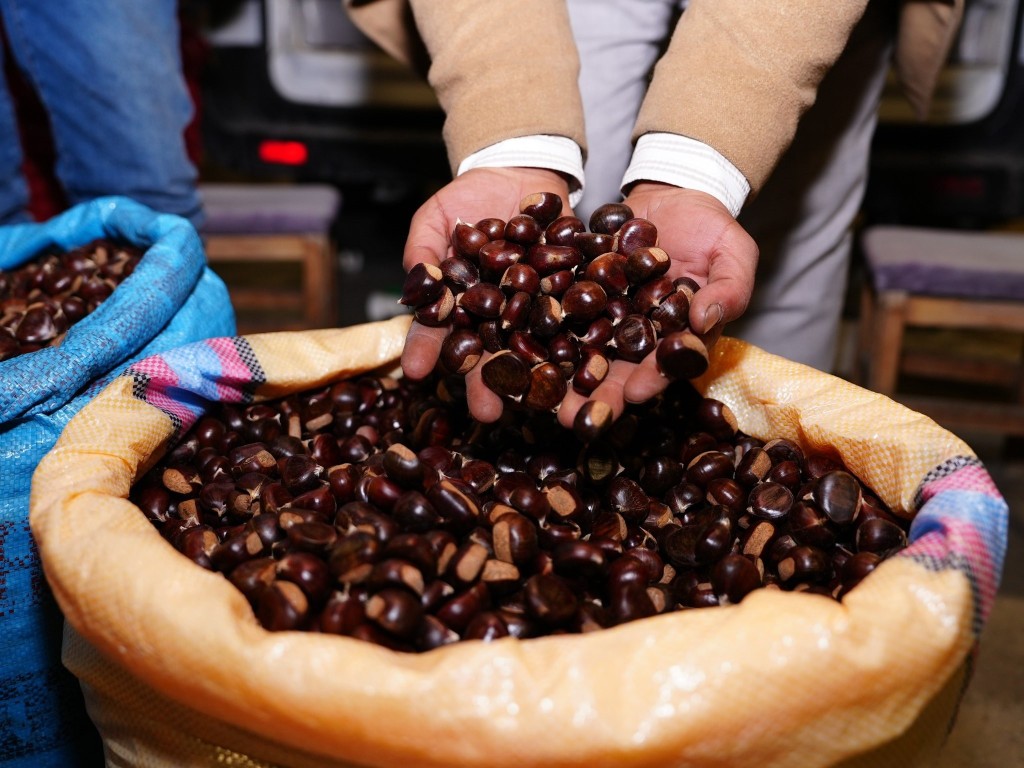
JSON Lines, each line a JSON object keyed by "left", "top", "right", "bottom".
{"left": 345, "top": 0, "right": 963, "bottom": 425}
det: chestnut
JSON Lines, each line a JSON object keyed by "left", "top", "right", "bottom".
{"left": 583, "top": 252, "right": 629, "bottom": 296}
{"left": 440, "top": 256, "right": 480, "bottom": 291}
{"left": 747, "top": 481, "right": 795, "bottom": 520}
{"left": 526, "top": 243, "right": 582, "bottom": 276}
{"left": 523, "top": 573, "right": 578, "bottom": 627}
{"left": 544, "top": 215, "right": 586, "bottom": 247}
{"left": 649, "top": 289, "right": 691, "bottom": 334}
{"left": 480, "top": 350, "right": 532, "bottom": 398}
{"left": 711, "top": 553, "right": 762, "bottom": 604}
{"left": 624, "top": 246, "right": 670, "bottom": 284}
{"left": 499, "top": 263, "right": 541, "bottom": 296}
{"left": 560, "top": 280, "right": 607, "bottom": 322}
{"left": 576, "top": 316, "right": 614, "bottom": 349}
{"left": 614, "top": 217, "right": 658, "bottom": 256}
{"left": 365, "top": 587, "right": 425, "bottom": 638}
{"left": 573, "top": 231, "right": 615, "bottom": 259}
{"left": 256, "top": 580, "right": 308, "bottom": 632}
{"left": 523, "top": 362, "right": 568, "bottom": 411}
{"left": 505, "top": 214, "right": 545, "bottom": 246}
{"left": 655, "top": 331, "right": 709, "bottom": 380}
{"left": 610, "top": 314, "right": 657, "bottom": 363}
{"left": 604, "top": 295, "right": 636, "bottom": 324}
{"left": 500, "top": 291, "right": 533, "bottom": 331}
{"left": 589, "top": 202, "right": 634, "bottom": 235}
{"left": 631, "top": 275, "right": 676, "bottom": 314}
{"left": 452, "top": 222, "right": 490, "bottom": 259}
{"left": 520, "top": 191, "right": 563, "bottom": 226}
{"left": 439, "top": 329, "right": 483, "bottom": 375}
{"left": 572, "top": 400, "right": 613, "bottom": 443}
{"left": 735, "top": 447, "right": 773, "bottom": 487}
{"left": 776, "top": 545, "right": 832, "bottom": 584}
{"left": 507, "top": 330, "right": 549, "bottom": 365}
{"left": 695, "top": 398, "right": 738, "bottom": 441}
{"left": 572, "top": 347, "right": 609, "bottom": 394}
{"left": 399, "top": 262, "right": 446, "bottom": 308}
{"left": 539, "top": 269, "right": 575, "bottom": 297}
{"left": 478, "top": 319, "right": 504, "bottom": 353}
{"left": 475, "top": 217, "right": 507, "bottom": 240}
{"left": 547, "top": 332, "right": 581, "bottom": 378}
{"left": 527, "top": 295, "right": 564, "bottom": 338}
{"left": 814, "top": 470, "right": 863, "bottom": 525}
{"left": 855, "top": 517, "right": 907, "bottom": 554}
{"left": 413, "top": 287, "right": 456, "bottom": 327}
{"left": 478, "top": 240, "right": 525, "bottom": 281}
{"left": 459, "top": 283, "right": 505, "bottom": 320}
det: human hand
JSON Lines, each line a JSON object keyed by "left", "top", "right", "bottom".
{"left": 400, "top": 167, "right": 572, "bottom": 422}
{"left": 556, "top": 182, "right": 758, "bottom": 432}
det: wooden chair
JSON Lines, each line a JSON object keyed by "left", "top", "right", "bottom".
{"left": 856, "top": 225, "right": 1024, "bottom": 435}
{"left": 200, "top": 183, "right": 341, "bottom": 333}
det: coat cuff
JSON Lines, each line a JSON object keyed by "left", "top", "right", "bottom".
{"left": 623, "top": 133, "right": 750, "bottom": 217}
{"left": 457, "top": 136, "right": 586, "bottom": 208}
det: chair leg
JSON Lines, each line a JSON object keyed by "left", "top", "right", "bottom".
{"left": 302, "top": 235, "right": 334, "bottom": 329}
{"left": 854, "top": 283, "right": 875, "bottom": 386}
{"left": 868, "top": 290, "right": 908, "bottom": 395}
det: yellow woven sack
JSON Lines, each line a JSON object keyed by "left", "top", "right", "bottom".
{"left": 30, "top": 316, "right": 1007, "bottom": 768}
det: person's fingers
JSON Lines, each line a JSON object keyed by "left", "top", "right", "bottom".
{"left": 688, "top": 277, "right": 744, "bottom": 335}
{"left": 559, "top": 358, "right": 635, "bottom": 431}
{"left": 556, "top": 387, "right": 589, "bottom": 430}
{"left": 403, "top": 325, "right": 505, "bottom": 421}
{"left": 402, "top": 198, "right": 452, "bottom": 272}
{"left": 622, "top": 350, "right": 672, "bottom": 404}
{"left": 400, "top": 322, "right": 447, "bottom": 380}
{"left": 464, "top": 351, "right": 505, "bottom": 423}
{"left": 687, "top": 226, "right": 758, "bottom": 335}
{"left": 698, "top": 324, "right": 725, "bottom": 351}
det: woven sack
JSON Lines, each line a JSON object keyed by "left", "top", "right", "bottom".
{"left": 30, "top": 316, "right": 1007, "bottom": 768}
{"left": 1, "top": 197, "right": 235, "bottom": 768}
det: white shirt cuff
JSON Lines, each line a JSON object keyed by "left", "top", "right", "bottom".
{"left": 456, "top": 135, "right": 586, "bottom": 208}
{"left": 623, "top": 133, "right": 750, "bottom": 217}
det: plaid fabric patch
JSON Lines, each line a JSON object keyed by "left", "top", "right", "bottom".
{"left": 900, "top": 458, "right": 1009, "bottom": 637}
{"left": 125, "top": 336, "right": 265, "bottom": 441}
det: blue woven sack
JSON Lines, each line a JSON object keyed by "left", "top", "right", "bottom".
{"left": 0, "top": 197, "right": 235, "bottom": 768}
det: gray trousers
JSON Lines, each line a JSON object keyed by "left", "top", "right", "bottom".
{"left": 567, "top": 0, "right": 896, "bottom": 371}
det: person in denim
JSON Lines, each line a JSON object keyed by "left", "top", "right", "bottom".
{"left": 0, "top": 0, "right": 201, "bottom": 227}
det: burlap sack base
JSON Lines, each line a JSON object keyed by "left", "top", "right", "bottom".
{"left": 31, "top": 319, "right": 977, "bottom": 768}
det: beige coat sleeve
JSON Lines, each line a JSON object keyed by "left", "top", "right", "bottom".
{"left": 634, "top": 0, "right": 874, "bottom": 195}
{"left": 345, "top": 0, "right": 586, "bottom": 176}
{"left": 894, "top": 0, "right": 963, "bottom": 118}
{"left": 635, "top": 0, "right": 962, "bottom": 196}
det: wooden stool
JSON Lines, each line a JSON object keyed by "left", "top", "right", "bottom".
{"left": 856, "top": 225, "right": 1024, "bottom": 435}
{"left": 200, "top": 183, "right": 341, "bottom": 333}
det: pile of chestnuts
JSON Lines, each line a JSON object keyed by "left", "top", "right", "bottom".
{"left": 132, "top": 371, "right": 910, "bottom": 653}
{"left": 0, "top": 239, "right": 143, "bottom": 361}
{"left": 399, "top": 193, "right": 710, "bottom": 423}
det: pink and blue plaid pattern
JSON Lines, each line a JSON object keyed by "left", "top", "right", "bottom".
{"left": 126, "top": 336, "right": 265, "bottom": 439}
{"left": 902, "top": 456, "right": 1008, "bottom": 637}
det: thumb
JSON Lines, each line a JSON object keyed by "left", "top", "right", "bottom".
{"left": 402, "top": 203, "right": 453, "bottom": 271}
{"left": 688, "top": 240, "right": 757, "bottom": 334}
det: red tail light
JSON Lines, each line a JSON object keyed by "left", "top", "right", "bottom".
{"left": 258, "top": 140, "right": 309, "bottom": 165}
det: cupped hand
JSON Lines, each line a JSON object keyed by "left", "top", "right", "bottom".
{"left": 556, "top": 182, "right": 759, "bottom": 432}
{"left": 400, "top": 167, "right": 572, "bottom": 423}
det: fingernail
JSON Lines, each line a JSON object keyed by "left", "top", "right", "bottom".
{"left": 702, "top": 303, "right": 724, "bottom": 333}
